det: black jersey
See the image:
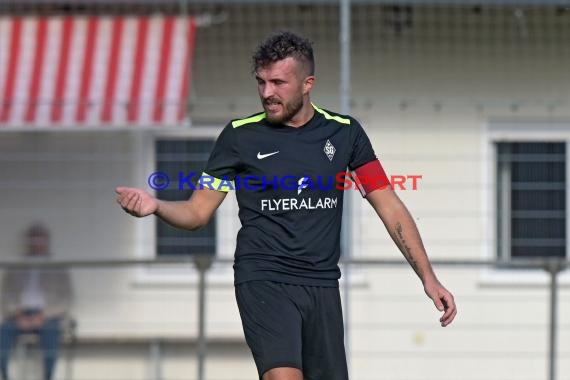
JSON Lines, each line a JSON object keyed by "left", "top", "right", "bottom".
{"left": 202, "top": 104, "right": 377, "bottom": 287}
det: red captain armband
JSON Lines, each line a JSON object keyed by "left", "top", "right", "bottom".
{"left": 352, "top": 159, "right": 389, "bottom": 197}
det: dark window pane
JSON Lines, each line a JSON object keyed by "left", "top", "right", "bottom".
{"left": 511, "top": 190, "right": 565, "bottom": 211}
{"left": 511, "top": 246, "right": 565, "bottom": 259}
{"left": 511, "top": 218, "right": 565, "bottom": 239}
{"left": 511, "top": 162, "right": 565, "bottom": 182}
{"left": 498, "top": 142, "right": 565, "bottom": 156}
{"left": 496, "top": 142, "right": 566, "bottom": 260}
{"left": 155, "top": 139, "right": 215, "bottom": 256}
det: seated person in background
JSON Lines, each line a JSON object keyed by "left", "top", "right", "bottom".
{"left": 0, "top": 223, "right": 73, "bottom": 380}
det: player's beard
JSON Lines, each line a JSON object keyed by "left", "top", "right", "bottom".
{"left": 263, "top": 93, "right": 304, "bottom": 125}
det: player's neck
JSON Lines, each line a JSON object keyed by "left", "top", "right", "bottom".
{"left": 285, "top": 99, "right": 315, "bottom": 128}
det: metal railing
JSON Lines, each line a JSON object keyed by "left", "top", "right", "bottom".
{"left": 0, "top": 257, "right": 567, "bottom": 380}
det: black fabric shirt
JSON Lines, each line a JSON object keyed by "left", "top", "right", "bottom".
{"left": 203, "top": 104, "right": 377, "bottom": 287}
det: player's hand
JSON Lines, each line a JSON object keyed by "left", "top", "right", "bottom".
{"left": 29, "top": 312, "right": 45, "bottom": 329}
{"left": 115, "top": 186, "right": 158, "bottom": 217}
{"left": 16, "top": 315, "right": 34, "bottom": 331}
{"left": 423, "top": 278, "right": 457, "bottom": 327}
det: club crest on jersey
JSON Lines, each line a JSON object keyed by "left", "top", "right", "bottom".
{"left": 324, "top": 139, "right": 336, "bottom": 162}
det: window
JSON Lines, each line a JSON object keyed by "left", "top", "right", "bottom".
{"left": 496, "top": 142, "right": 566, "bottom": 260}
{"left": 155, "top": 139, "right": 215, "bottom": 256}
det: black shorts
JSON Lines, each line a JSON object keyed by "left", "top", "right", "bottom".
{"left": 235, "top": 280, "right": 349, "bottom": 380}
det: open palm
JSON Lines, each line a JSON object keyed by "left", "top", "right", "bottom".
{"left": 115, "top": 186, "right": 158, "bottom": 217}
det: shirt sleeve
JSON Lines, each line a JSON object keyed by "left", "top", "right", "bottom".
{"left": 348, "top": 118, "right": 377, "bottom": 171}
{"left": 201, "top": 123, "right": 241, "bottom": 191}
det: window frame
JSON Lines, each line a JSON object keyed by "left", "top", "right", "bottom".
{"left": 481, "top": 121, "right": 570, "bottom": 286}
{"left": 132, "top": 127, "right": 237, "bottom": 287}
{"left": 496, "top": 141, "right": 566, "bottom": 261}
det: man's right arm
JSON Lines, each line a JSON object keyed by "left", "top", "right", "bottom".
{"left": 116, "top": 186, "right": 227, "bottom": 231}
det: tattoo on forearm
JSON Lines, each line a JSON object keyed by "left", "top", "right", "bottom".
{"left": 395, "top": 222, "right": 418, "bottom": 270}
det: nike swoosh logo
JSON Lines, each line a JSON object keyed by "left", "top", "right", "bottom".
{"left": 257, "top": 151, "right": 280, "bottom": 159}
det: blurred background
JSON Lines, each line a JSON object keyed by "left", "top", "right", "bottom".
{"left": 0, "top": 0, "right": 569, "bottom": 379}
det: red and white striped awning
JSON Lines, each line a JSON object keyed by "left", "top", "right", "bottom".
{"left": 0, "top": 16, "right": 196, "bottom": 129}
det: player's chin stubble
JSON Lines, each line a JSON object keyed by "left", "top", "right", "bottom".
{"left": 263, "top": 96, "right": 304, "bottom": 125}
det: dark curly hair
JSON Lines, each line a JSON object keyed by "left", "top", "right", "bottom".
{"left": 252, "top": 31, "right": 315, "bottom": 76}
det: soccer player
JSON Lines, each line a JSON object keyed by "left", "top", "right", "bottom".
{"left": 116, "top": 31, "right": 456, "bottom": 380}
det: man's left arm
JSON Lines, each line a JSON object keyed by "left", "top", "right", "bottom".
{"left": 365, "top": 188, "right": 457, "bottom": 327}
